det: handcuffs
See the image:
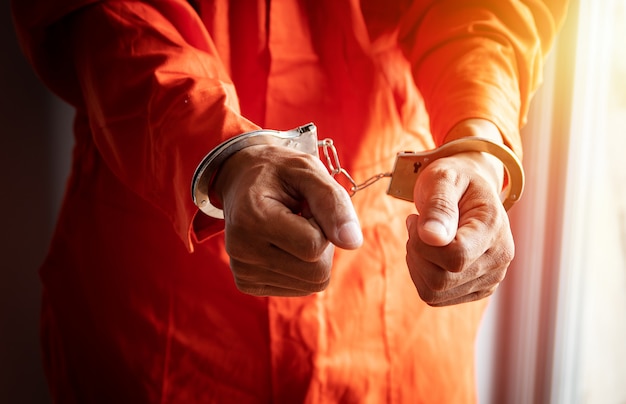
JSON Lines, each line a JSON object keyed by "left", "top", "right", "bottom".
{"left": 191, "top": 123, "right": 524, "bottom": 219}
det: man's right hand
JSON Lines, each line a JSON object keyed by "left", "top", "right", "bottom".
{"left": 212, "top": 144, "right": 363, "bottom": 297}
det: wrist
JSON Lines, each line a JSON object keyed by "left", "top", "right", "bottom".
{"left": 444, "top": 119, "right": 508, "bottom": 193}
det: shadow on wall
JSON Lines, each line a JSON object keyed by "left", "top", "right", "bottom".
{"left": 1, "top": 4, "right": 72, "bottom": 403}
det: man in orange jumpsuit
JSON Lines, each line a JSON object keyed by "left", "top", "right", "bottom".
{"left": 12, "top": 0, "right": 567, "bottom": 402}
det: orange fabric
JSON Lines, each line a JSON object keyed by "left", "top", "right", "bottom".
{"left": 12, "top": 0, "right": 566, "bottom": 402}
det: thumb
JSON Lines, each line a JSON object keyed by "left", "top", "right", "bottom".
{"left": 415, "top": 173, "right": 461, "bottom": 247}
{"left": 302, "top": 179, "right": 363, "bottom": 250}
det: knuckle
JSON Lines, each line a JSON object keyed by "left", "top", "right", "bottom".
{"left": 414, "top": 280, "right": 444, "bottom": 305}
{"left": 493, "top": 266, "right": 508, "bottom": 284}
{"left": 279, "top": 151, "right": 322, "bottom": 178}
{"left": 223, "top": 240, "right": 239, "bottom": 260}
{"left": 308, "top": 276, "right": 331, "bottom": 293}
{"left": 462, "top": 291, "right": 482, "bottom": 303}
{"left": 408, "top": 261, "right": 451, "bottom": 303}
{"left": 485, "top": 241, "right": 515, "bottom": 273}
{"left": 223, "top": 214, "right": 260, "bottom": 260}
{"left": 474, "top": 289, "right": 494, "bottom": 301}
{"left": 234, "top": 279, "right": 265, "bottom": 296}
{"left": 427, "top": 194, "right": 458, "bottom": 218}
{"left": 285, "top": 150, "right": 318, "bottom": 166}
{"left": 224, "top": 233, "right": 248, "bottom": 261}
{"left": 279, "top": 158, "right": 340, "bottom": 200}
{"left": 501, "top": 241, "right": 516, "bottom": 264}
{"left": 311, "top": 266, "right": 332, "bottom": 286}
{"left": 442, "top": 246, "right": 473, "bottom": 272}
{"left": 418, "top": 166, "right": 461, "bottom": 201}
{"left": 304, "top": 177, "right": 348, "bottom": 209}
{"left": 426, "top": 164, "right": 460, "bottom": 185}
{"left": 304, "top": 256, "right": 333, "bottom": 288}
{"left": 295, "top": 237, "right": 328, "bottom": 263}
{"left": 230, "top": 261, "right": 258, "bottom": 283}
{"left": 324, "top": 186, "right": 349, "bottom": 207}
{"left": 416, "top": 286, "right": 438, "bottom": 305}
{"left": 425, "top": 271, "right": 453, "bottom": 292}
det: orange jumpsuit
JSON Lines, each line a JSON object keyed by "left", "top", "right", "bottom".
{"left": 12, "top": 1, "right": 566, "bottom": 402}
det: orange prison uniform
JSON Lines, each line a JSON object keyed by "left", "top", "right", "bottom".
{"left": 12, "top": 1, "right": 566, "bottom": 402}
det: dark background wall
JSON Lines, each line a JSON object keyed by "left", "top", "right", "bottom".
{"left": 1, "top": 3, "right": 72, "bottom": 403}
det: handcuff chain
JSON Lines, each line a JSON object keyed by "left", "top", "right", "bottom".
{"left": 318, "top": 138, "right": 391, "bottom": 197}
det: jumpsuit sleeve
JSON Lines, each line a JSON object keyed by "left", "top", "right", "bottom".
{"left": 12, "top": 0, "right": 259, "bottom": 251}
{"left": 398, "top": 0, "right": 569, "bottom": 156}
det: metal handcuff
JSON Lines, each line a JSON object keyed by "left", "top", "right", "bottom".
{"left": 191, "top": 123, "right": 524, "bottom": 219}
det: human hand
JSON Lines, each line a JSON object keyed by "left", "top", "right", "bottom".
{"left": 405, "top": 121, "right": 516, "bottom": 306}
{"left": 212, "top": 144, "right": 363, "bottom": 297}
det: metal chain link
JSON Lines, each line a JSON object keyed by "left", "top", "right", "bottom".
{"left": 318, "top": 138, "right": 391, "bottom": 197}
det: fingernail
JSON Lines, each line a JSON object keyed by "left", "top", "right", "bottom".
{"left": 423, "top": 219, "right": 448, "bottom": 239}
{"left": 337, "top": 221, "right": 363, "bottom": 248}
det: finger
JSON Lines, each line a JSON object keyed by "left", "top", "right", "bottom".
{"left": 258, "top": 203, "right": 333, "bottom": 263}
{"left": 407, "top": 211, "right": 495, "bottom": 274}
{"left": 423, "top": 271, "right": 505, "bottom": 307}
{"left": 281, "top": 159, "right": 363, "bottom": 250}
{"left": 231, "top": 280, "right": 325, "bottom": 297}
{"left": 223, "top": 181, "right": 331, "bottom": 263}
{"left": 230, "top": 246, "right": 334, "bottom": 296}
{"left": 408, "top": 258, "right": 505, "bottom": 306}
{"left": 226, "top": 232, "right": 335, "bottom": 280}
{"left": 413, "top": 163, "right": 465, "bottom": 247}
{"left": 406, "top": 219, "right": 509, "bottom": 290}
{"left": 427, "top": 285, "right": 499, "bottom": 307}
{"left": 441, "top": 196, "right": 512, "bottom": 273}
